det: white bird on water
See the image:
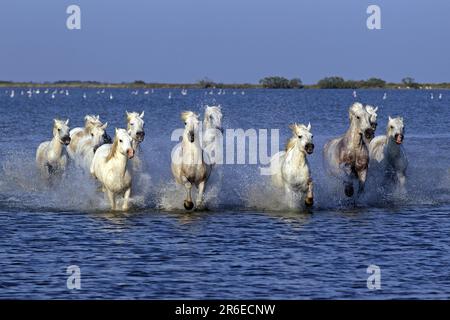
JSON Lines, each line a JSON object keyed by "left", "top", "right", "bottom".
{"left": 430, "top": 93, "right": 434, "bottom": 100}
{"left": 83, "top": 93, "right": 87, "bottom": 99}
{"left": 168, "top": 92, "right": 172, "bottom": 99}
{"left": 383, "top": 92, "right": 387, "bottom": 100}
{"left": 439, "top": 93, "right": 442, "bottom": 100}
{"left": 109, "top": 93, "right": 114, "bottom": 100}
{"left": 65, "top": 90, "right": 69, "bottom": 96}
{"left": 241, "top": 91, "right": 245, "bottom": 95}
{"left": 353, "top": 90, "right": 357, "bottom": 98}
{"left": 144, "top": 90, "right": 149, "bottom": 95}
{"left": 10, "top": 90, "right": 14, "bottom": 98}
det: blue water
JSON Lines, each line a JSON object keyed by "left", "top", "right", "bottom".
{"left": 0, "top": 88, "right": 449, "bottom": 299}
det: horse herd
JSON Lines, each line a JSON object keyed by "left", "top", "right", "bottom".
{"left": 36, "top": 102, "right": 407, "bottom": 211}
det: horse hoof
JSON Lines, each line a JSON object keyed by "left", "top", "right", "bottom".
{"left": 305, "top": 197, "right": 314, "bottom": 207}
{"left": 184, "top": 201, "right": 194, "bottom": 210}
{"left": 344, "top": 185, "right": 354, "bottom": 197}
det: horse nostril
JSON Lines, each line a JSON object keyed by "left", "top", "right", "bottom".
{"left": 365, "top": 128, "right": 375, "bottom": 138}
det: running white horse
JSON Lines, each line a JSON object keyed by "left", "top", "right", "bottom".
{"left": 369, "top": 116, "right": 408, "bottom": 192}
{"left": 75, "top": 122, "right": 109, "bottom": 171}
{"left": 126, "top": 111, "right": 145, "bottom": 172}
{"left": 202, "top": 105, "right": 223, "bottom": 165}
{"left": 270, "top": 123, "right": 315, "bottom": 208}
{"left": 90, "top": 128, "right": 135, "bottom": 211}
{"left": 68, "top": 115, "right": 111, "bottom": 159}
{"left": 36, "top": 119, "right": 71, "bottom": 178}
{"left": 171, "top": 111, "right": 211, "bottom": 210}
{"left": 323, "top": 102, "right": 375, "bottom": 197}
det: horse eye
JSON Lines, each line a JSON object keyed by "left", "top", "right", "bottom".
{"left": 390, "top": 126, "right": 394, "bottom": 129}
{"left": 91, "top": 133, "right": 94, "bottom": 137}
{"left": 298, "top": 135, "right": 302, "bottom": 139}
{"left": 119, "top": 139, "right": 123, "bottom": 143}
{"left": 58, "top": 128, "right": 61, "bottom": 132}
{"left": 357, "top": 116, "right": 360, "bottom": 120}
{"left": 131, "top": 123, "right": 134, "bottom": 126}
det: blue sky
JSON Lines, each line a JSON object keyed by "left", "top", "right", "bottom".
{"left": 0, "top": 0, "right": 449, "bottom": 84}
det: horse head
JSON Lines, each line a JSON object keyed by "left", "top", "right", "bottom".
{"left": 365, "top": 105, "right": 378, "bottom": 131}
{"left": 181, "top": 111, "right": 200, "bottom": 143}
{"left": 113, "top": 128, "right": 134, "bottom": 159}
{"left": 90, "top": 122, "right": 110, "bottom": 152}
{"left": 53, "top": 119, "right": 71, "bottom": 145}
{"left": 349, "top": 102, "right": 375, "bottom": 141}
{"left": 287, "top": 122, "right": 314, "bottom": 155}
{"left": 204, "top": 105, "right": 223, "bottom": 133}
{"left": 126, "top": 111, "right": 145, "bottom": 143}
{"left": 387, "top": 116, "right": 405, "bottom": 145}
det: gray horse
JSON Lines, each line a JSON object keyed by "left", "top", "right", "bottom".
{"left": 323, "top": 102, "right": 375, "bottom": 197}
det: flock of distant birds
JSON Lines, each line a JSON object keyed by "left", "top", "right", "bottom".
{"left": 3, "top": 88, "right": 248, "bottom": 100}
{"left": 2, "top": 88, "right": 445, "bottom": 101}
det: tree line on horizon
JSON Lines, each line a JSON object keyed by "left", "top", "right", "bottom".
{"left": 0, "top": 77, "right": 447, "bottom": 89}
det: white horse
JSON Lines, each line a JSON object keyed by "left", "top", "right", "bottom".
{"left": 90, "top": 129, "right": 135, "bottom": 211}
{"left": 75, "top": 122, "right": 109, "bottom": 171}
{"left": 323, "top": 102, "right": 375, "bottom": 197}
{"left": 171, "top": 111, "right": 211, "bottom": 210}
{"left": 369, "top": 116, "right": 408, "bottom": 192}
{"left": 202, "top": 105, "right": 223, "bottom": 165}
{"left": 36, "top": 119, "right": 71, "bottom": 178}
{"left": 270, "top": 123, "right": 314, "bottom": 208}
{"left": 126, "top": 111, "right": 145, "bottom": 172}
{"left": 68, "top": 115, "right": 102, "bottom": 158}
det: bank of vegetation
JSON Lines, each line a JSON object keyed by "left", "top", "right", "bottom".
{"left": 1, "top": 77, "right": 449, "bottom": 89}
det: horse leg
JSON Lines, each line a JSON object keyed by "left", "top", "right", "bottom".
{"left": 122, "top": 187, "right": 131, "bottom": 211}
{"left": 195, "top": 181, "right": 206, "bottom": 210}
{"left": 305, "top": 178, "right": 314, "bottom": 207}
{"left": 342, "top": 164, "right": 354, "bottom": 197}
{"left": 107, "top": 189, "right": 116, "bottom": 211}
{"left": 397, "top": 171, "right": 407, "bottom": 194}
{"left": 357, "top": 168, "right": 367, "bottom": 196}
{"left": 182, "top": 177, "right": 194, "bottom": 210}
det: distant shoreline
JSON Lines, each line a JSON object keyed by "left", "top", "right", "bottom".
{"left": 1, "top": 81, "right": 449, "bottom": 90}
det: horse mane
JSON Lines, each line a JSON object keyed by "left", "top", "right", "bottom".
{"left": 285, "top": 137, "right": 297, "bottom": 152}
{"left": 84, "top": 115, "right": 101, "bottom": 133}
{"left": 181, "top": 111, "right": 197, "bottom": 122}
{"left": 106, "top": 137, "right": 118, "bottom": 162}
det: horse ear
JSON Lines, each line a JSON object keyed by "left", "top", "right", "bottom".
{"left": 373, "top": 106, "right": 378, "bottom": 112}
{"left": 307, "top": 122, "right": 311, "bottom": 131}
{"left": 388, "top": 116, "right": 393, "bottom": 121}
{"left": 96, "top": 115, "right": 100, "bottom": 120}
{"left": 140, "top": 111, "right": 145, "bottom": 118}
{"left": 65, "top": 119, "right": 70, "bottom": 125}
{"left": 102, "top": 122, "right": 108, "bottom": 130}
{"left": 115, "top": 128, "right": 118, "bottom": 135}
{"left": 53, "top": 119, "right": 57, "bottom": 125}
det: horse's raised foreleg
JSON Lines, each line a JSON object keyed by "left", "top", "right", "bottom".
{"left": 122, "top": 187, "right": 131, "bottom": 211}
{"left": 182, "top": 176, "right": 194, "bottom": 210}
{"left": 195, "top": 181, "right": 206, "bottom": 210}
